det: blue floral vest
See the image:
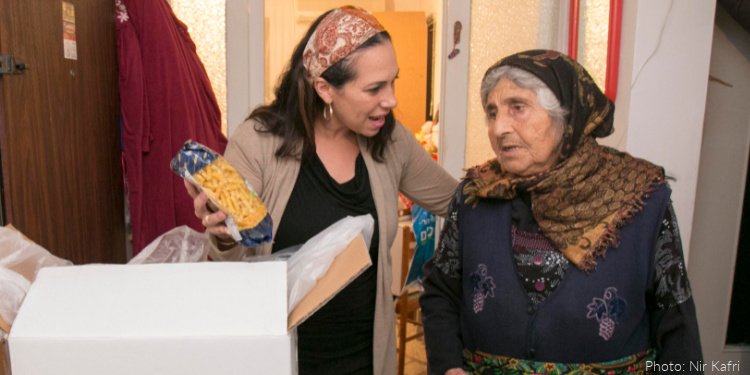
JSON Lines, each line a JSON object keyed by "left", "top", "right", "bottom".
{"left": 457, "top": 184, "right": 671, "bottom": 363}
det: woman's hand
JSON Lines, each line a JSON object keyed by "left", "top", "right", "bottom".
{"left": 184, "top": 180, "right": 234, "bottom": 243}
{"left": 445, "top": 369, "right": 468, "bottom": 375}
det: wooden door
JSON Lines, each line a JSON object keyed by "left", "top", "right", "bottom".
{"left": 373, "top": 11, "right": 428, "bottom": 135}
{"left": 0, "top": 1, "right": 125, "bottom": 264}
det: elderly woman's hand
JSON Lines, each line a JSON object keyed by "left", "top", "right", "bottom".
{"left": 445, "top": 369, "right": 469, "bottom": 375}
{"left": 184, "top": 180, "right": 235, "bottom": 245}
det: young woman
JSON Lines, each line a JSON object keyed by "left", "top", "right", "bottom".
{"left": 186, "top": 6, "right": 458, "bottom": 375}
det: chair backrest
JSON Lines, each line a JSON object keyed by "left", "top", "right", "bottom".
{"left": 398, "top": 225, "right": 416, "bottom": 292}
{"left": 394, "top": 225, "right": 422, "bottom": 375}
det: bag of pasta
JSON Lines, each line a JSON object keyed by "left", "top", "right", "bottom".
{"left": 171, "top": 141, "right": 272, "bottom": 247}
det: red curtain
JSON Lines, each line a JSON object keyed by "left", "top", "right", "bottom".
{"left": 116, "top": 0, "right": 227, "bottom": 255}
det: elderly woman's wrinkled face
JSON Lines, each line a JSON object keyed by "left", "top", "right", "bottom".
{"left": 485, "top": 77, "right": 563, "bottom": 177}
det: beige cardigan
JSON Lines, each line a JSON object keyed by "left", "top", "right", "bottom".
{"left": 211, "top": 119, "right": 458, "bottom": 375}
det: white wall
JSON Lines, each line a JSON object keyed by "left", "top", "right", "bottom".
{"left": 617, "top": 0, "right": 716, "bottom": 261}
{"left": 437, "top": 0, "right": 470, "bottom": 179}
{"left": 226, "top": 0, "right": 264, "bottom": 137}
{"left": 690, "top": 5, "right": 750, "bottom": 364}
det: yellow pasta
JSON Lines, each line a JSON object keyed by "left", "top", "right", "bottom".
{"left": 193, "top": 157, "right": 267, "bottom": 230}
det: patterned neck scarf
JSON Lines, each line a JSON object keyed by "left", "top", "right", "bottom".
{"left": 464, "top": 50, "right": 665, "bottom": 272}
{"left": 302, "top": 6, "right": 385, "bottom": 80}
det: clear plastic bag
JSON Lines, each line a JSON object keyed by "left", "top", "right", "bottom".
{"left": 0, "top": 226, "right": 71, "bottom": 335}
{"left": 241, "top": 244, "right": 301, "bottom": 263}
{"left": 286, "top": 215, "right": 374, "bottom": 311}
{"left": 0, "top": 267, "right": 30, "bottom": 327}
{"left": 128, "top": 226, "right": 210, "bottom": 264}
{"left": 0, "top": 226, "right": 73, "bottom": 282}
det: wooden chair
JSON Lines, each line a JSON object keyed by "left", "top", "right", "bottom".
{"left": 394, "top": 225, "right": 423, "bottom": 375}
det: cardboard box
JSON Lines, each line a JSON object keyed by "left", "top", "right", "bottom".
{"left": 9, "top": 235, "right": 370, "bottom": 375}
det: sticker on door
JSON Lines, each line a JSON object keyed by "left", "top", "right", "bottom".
{"left": 62, "top": 2, "right": 77, "bottom": 60}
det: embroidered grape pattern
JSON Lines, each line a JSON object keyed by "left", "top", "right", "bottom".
{"left": 470, "top": 264, "right": 496, "bottom": 314}
{"left": 473, "top": 292, "right": 484, "bottom": 314}
{"left": 599, "top": 317, "right": 615, "bottom": 340}
{"left": 586, "top": 287, "right": 627, "bottom": 341}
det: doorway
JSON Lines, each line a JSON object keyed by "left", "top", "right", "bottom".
{"left": 0, "top": 0, "right": 125, "bottom": 264}
{"left": 689, "top": 4, "right": 750, "bottom": 364}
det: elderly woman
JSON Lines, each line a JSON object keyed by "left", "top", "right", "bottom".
{"left": 420, "top": 50, "right": 702, "bottom": 375}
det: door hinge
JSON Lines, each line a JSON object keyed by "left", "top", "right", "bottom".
{"left": 0, "top": 55, "right": 26, "bottom": 75}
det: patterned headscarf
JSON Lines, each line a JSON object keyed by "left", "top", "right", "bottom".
{"left": 464, "top": 50, "right": 665, "bottom": 272}
{"left": 302, "top": 6, "right": 385, "bottom": 80}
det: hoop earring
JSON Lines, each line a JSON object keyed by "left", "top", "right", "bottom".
{"left": 323, "top": 103, "right": 333, "bottom": 121}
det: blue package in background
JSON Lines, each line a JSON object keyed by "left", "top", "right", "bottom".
{"left": 402, "top": 204, "right": 436, "bottom": 294}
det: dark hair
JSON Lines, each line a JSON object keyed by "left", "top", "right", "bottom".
{"left": 248, "top": 11, "right": 395, "bottom": 162}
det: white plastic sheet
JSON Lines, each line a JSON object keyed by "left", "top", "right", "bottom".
{"left": 0, "top": 226, "right": 71, "bottom": 327}
{"left": 286, "top": 215, "right": 374, "bottom": 311}
{"left": 0, "top": 267, "right": 30, "bottom": 326}
{"left": 0, "top": 227, "right": 72, "bottom": 282}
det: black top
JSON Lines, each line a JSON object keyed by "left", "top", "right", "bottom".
{"left": 273, "top": 153, "right": 379, "bottom": 375}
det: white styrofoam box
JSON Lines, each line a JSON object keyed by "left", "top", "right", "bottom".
{"left": 9, "top": 262, "right": 294, "bottom": 375}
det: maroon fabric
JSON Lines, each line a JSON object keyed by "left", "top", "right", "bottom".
{"left": 116, "top": 0, "right": 227, "bottom": 255}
